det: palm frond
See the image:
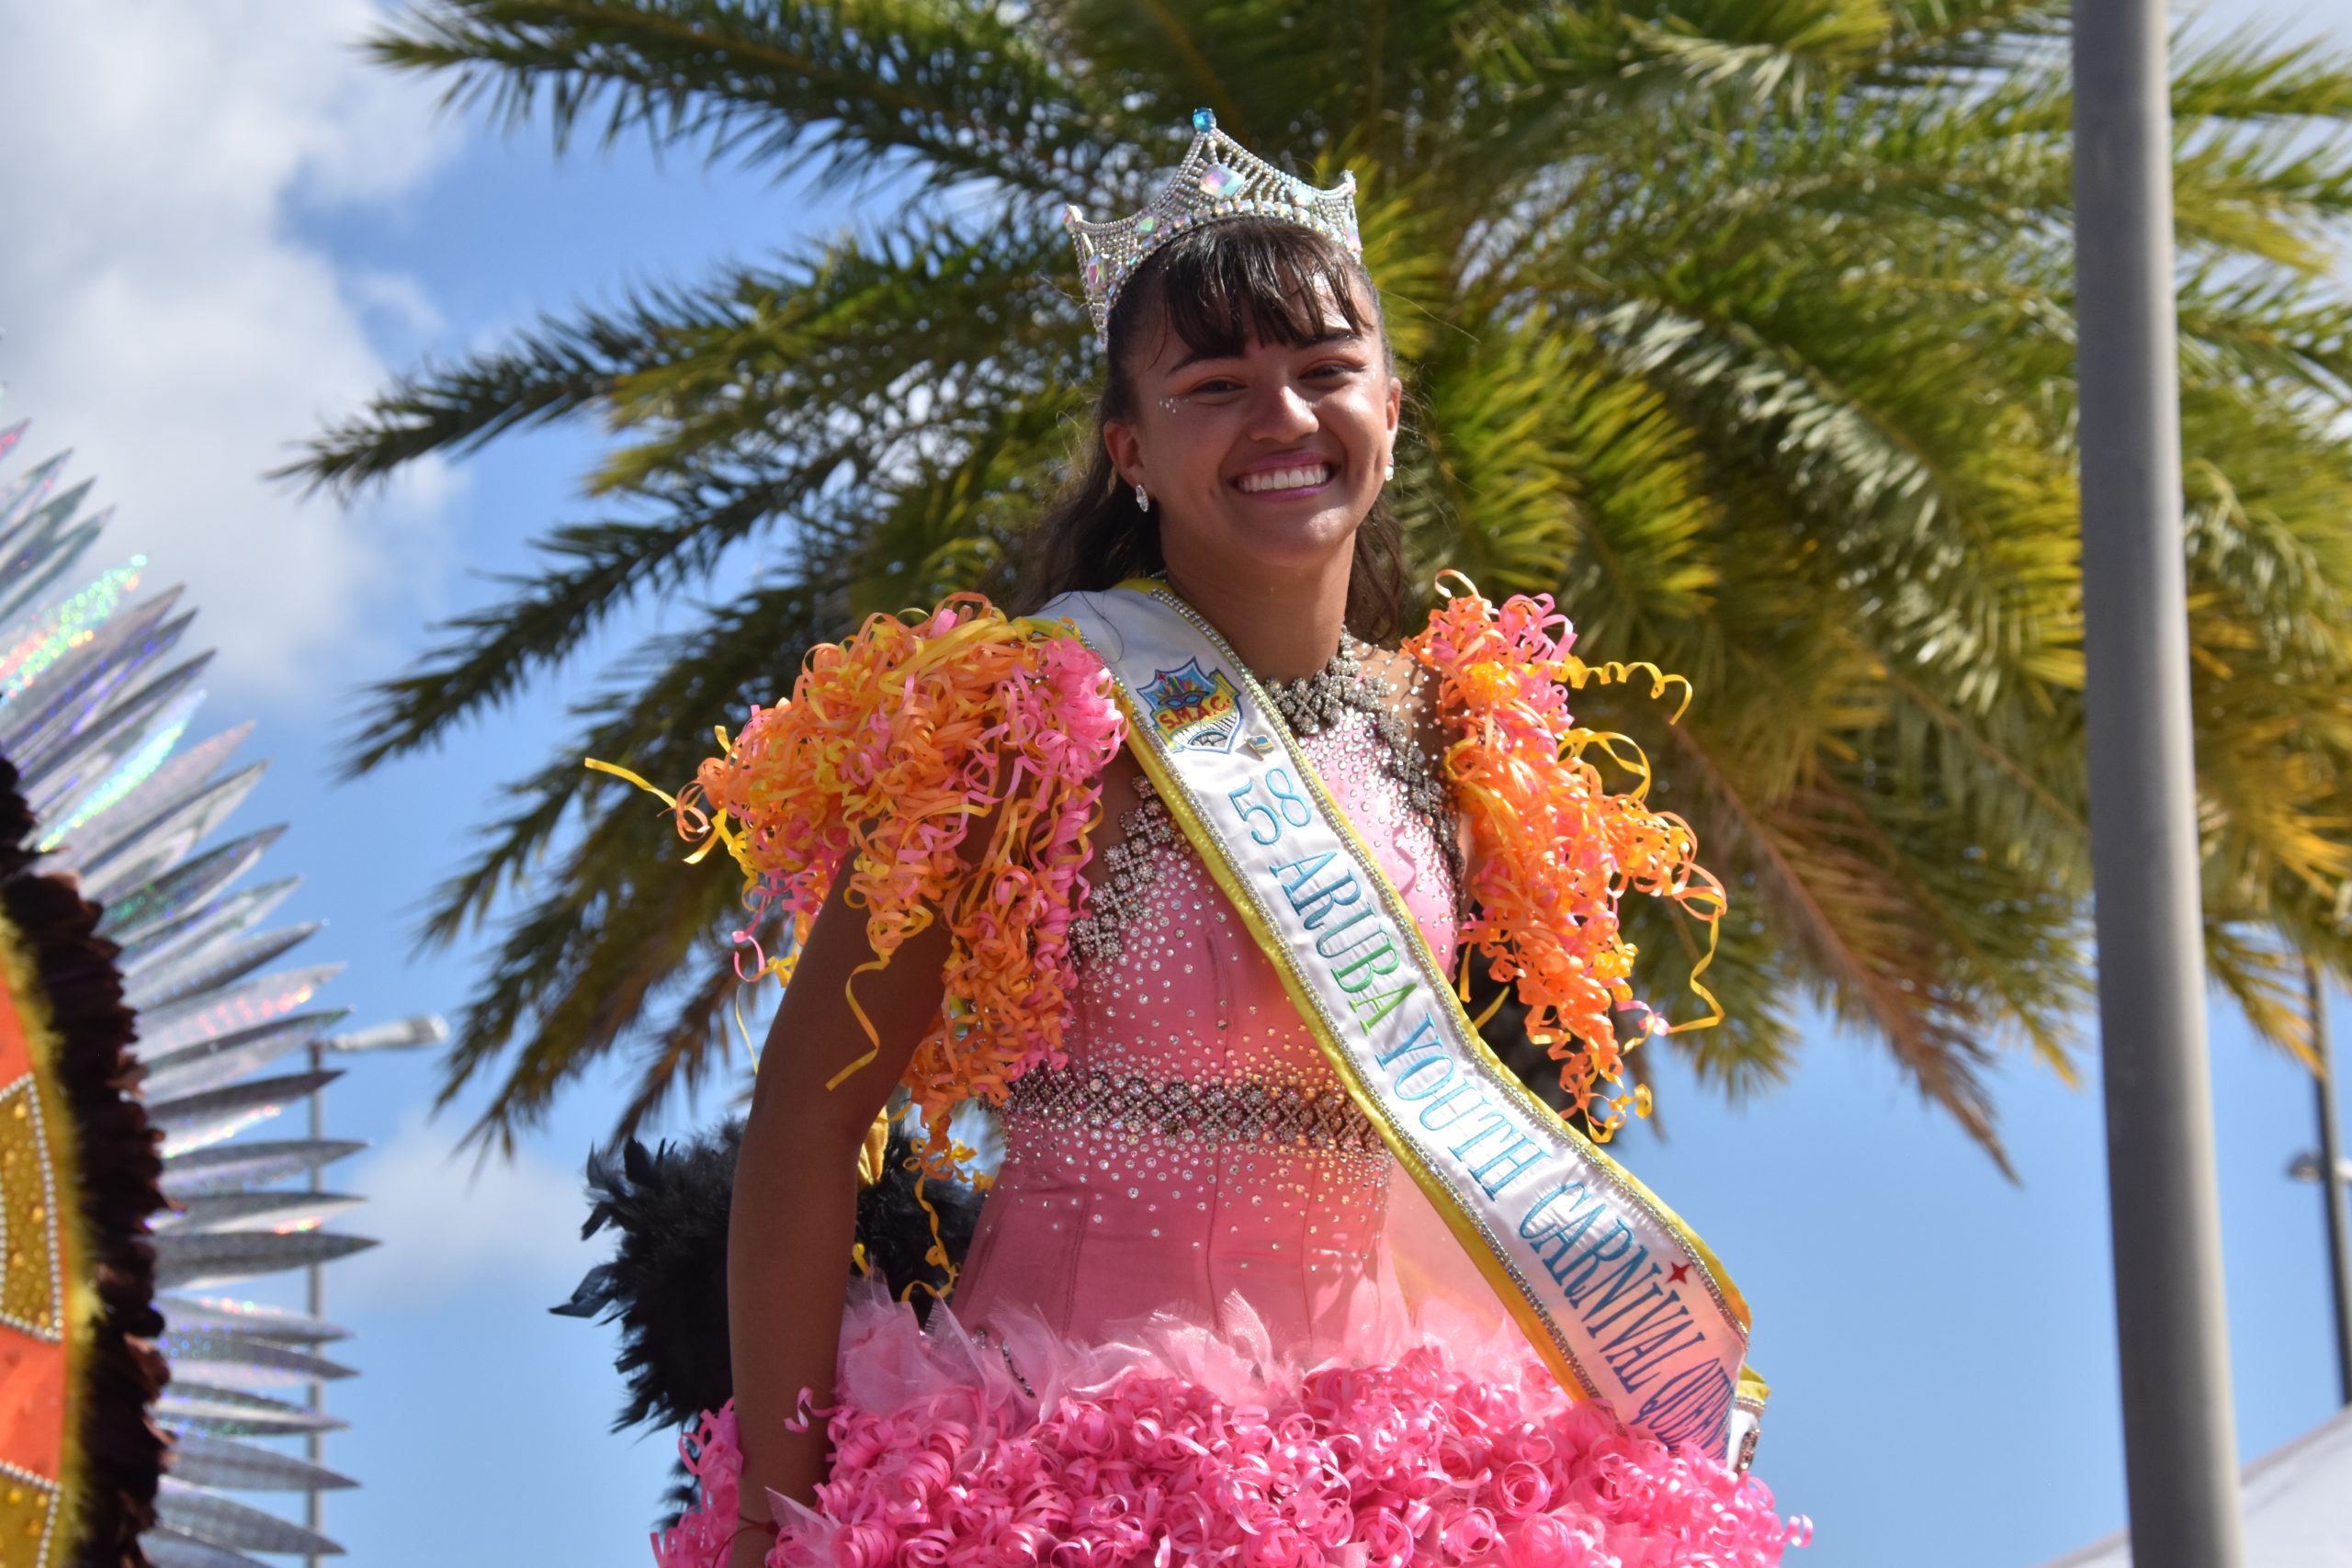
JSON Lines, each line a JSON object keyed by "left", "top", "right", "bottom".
{"left": 2203, "top": 922, "right": 2319, "bottom": 1067}
{"left": 368, "top": 0, "right": 1123, "bottom": 199}
{"left": 1860, "top": 0, "right": 2066, "bottom": 85}
{"left": 429, "top": 575, "right": 849, "bottom": 1143}
{"left": 277, "top": 285, "right": 715, "bottom": 499}
{"left": 1670, "top": 720, "right": 2017, "bottom": 1173}
{"left": 340, "top": 466, "right": 840, "bottom": 774}
{"left": 2172, "top": 24, "right": 2352, "bottom": 124}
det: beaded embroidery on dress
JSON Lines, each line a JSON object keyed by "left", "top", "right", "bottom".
{"left": 651, "top": 635, "right": 1803, "bottom": 1568}
{"left": 1069, "top": 636, "right": 1454, "bottom": 969}
{"left": 954, "top": 702, "right": 1454, "bottom": 1357}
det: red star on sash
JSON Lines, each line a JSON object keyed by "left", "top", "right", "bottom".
{"left": 1668, "top": 1262, "right": 1690, "bottom": 1284}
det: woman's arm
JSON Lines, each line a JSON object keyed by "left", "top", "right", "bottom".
{"left": 726, "top": 871, "right": 954, "bottom": 1563}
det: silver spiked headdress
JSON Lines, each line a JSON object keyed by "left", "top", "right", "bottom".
{"left": 1061, "top": 109, "right": 1362, "bottom": 348}
{"left": 0, "top": 415, "right": 443, "bottom": 1568}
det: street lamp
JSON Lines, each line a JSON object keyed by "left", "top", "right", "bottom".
{"left": 2288, "top": 959, "right": 2352, "bottom": 1411}
{"left": 2286, "top": 1154, "right": 2352, "bottom": 1187}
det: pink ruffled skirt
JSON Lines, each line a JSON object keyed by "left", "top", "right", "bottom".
{"left": 654, "top": 1286, "right": 1804, "bottom": 1567}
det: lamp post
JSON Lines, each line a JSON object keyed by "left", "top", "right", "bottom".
{"left": 2071, "top": 2, "right": 2248, "bottom": 1564}
{"left": 302, "top": 1014, "right": 447, "bottom": 1568}
{"left": 2288, "top": 960, "right": 2352, "bottom": 1406}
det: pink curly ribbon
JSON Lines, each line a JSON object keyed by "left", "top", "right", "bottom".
{"left": 657, "top": 1325, "right": 1802, "bottom": 1568}
{"left": 676, "top": 596, "right": 1125, "bottom": 1179}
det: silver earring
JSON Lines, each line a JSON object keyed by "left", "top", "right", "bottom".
{"left": 1135, "top": 482, "right": 1151, "bottom": 513}
{"left": 1384, "top": 458, "right": 1396, "bottom": 482}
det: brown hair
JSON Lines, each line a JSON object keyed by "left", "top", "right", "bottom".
{"left": 1013, "top": 218, "right": 1406, "bottom": 641}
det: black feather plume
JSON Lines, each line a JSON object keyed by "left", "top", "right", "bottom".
{"left": 553, "top": 1120, "right": 983, "bottom": 1438}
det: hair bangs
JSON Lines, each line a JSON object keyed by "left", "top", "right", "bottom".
{"left": 1114, "top": 219, "right": 1374, "bottom": 370}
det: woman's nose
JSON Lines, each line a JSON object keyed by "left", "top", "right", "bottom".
{"left": 1244, "top": 378, "right": 1317, "bottom": 439}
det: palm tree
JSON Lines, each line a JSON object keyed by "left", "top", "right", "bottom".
{"left": 289, "top": 0, "right": 2352, "bottom": 1167}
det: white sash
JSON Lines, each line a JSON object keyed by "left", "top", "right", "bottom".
{"left": 1043, "top": 582, "right": 1763, "bottom": 1463}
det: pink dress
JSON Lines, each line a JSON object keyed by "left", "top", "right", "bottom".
{"left": 658, "top": 709, "right": 1802, "bottom": 1567}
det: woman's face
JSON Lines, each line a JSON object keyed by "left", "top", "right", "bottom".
{"left": 1103, "top": 276, "right": 1400, "bottom": 585}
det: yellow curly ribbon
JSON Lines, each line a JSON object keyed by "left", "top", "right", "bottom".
{"left": 1552, "top": 656, "right": 1696, "bottom": 725}
{"left": 583, "top": 756, "right": 741, "bottom": 867}
{"left": 898, "top": 1156, "right": 960, "bottom": 1300}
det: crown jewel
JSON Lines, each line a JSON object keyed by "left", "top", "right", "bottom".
{"left": 1062, "top": 109, "right": 1362, "bottom": 348}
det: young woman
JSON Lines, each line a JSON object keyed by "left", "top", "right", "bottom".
{"left": 652, "top": 115, "right": 1801, "bottom": 1568}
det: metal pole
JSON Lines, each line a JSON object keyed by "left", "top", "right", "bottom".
{"left": 2311, "top": 959, "right": 2352, "bottom": 1405}
{"left": 2072, "top": 4, "right": 2247, "bottom": 1565}
{"left": 306, "top": 1039, "right": 324, "bottom": 1568}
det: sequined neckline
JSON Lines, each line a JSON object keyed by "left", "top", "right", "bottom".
{"left": 1257, "top": 636, "right": 1367, "bottom": 738}
{"left": 1260, "top": 635, "right": 1453, "bottom": 847}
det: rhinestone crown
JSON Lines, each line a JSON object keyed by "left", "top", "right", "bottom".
{"left": 1062, "top": 108, "right": 1362, "bottom": 348}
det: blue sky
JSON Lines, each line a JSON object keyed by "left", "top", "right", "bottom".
{"left": 1, "top": 4, "right": 2347, "bottom": 1564}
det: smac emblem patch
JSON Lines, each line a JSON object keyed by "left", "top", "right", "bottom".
{"left": 1139, "top": 658, "right": 1244, "bottom": 754}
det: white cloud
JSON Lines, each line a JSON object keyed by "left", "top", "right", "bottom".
{"left": 0, "top": 0, "right": 460, "bottom": 700}
{"left": 334, "top": 1112, "right": 596, "bottom": 1312}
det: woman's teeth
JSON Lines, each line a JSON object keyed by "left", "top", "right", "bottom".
{"left": 1237, "top": 463, "right": 1334, "bottom": 494}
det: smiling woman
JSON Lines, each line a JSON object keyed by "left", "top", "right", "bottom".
{"left": 629, "top": 112, "right": 1800, "bottom": 1568}
{"left": 1014, "top": 215, "right": 1407, "bottom": 662}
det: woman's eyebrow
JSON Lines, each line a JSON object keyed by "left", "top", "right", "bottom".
{"left": 1167, "top": 328, "right": 1362, "bottom": 375}
{"left": 1167, "top": 344, "right": 1245, "bottom": 375}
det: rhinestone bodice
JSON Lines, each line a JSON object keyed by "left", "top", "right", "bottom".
{"left": 952, "top": 704, "right": 1459, "bottom": 1357}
